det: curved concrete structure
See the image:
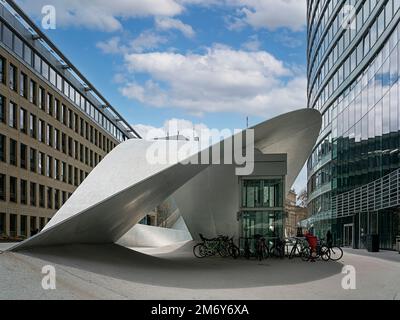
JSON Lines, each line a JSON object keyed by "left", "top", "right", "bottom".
{"left": 10, "top": 109, "right": 321, "bottom": 251}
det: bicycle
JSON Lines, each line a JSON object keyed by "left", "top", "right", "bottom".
{"left": 254, "top": 234, "right": 269, "bottom": 261}
{"left": 320, "top": 238, "right": 343, "bottom": 261}
{"left": 193, "top": 234, "right": 228, "bottom": 258}
{"left": 301, "top": 239, "right": 330, "bottom": 262}
{"left": 269, "top": 237, "right": 286, "bottom": 259}
{"left": 288, "top": 237, "right": 307, "bottom": 259}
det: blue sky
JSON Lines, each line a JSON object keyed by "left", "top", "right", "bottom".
{"left": 16, "top": 0, "right": 309, "bottom": 192}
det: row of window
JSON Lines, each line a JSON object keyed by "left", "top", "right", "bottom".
{"left": 0, "top": 212, "right": 50, "bottom": 238}
{"left": 308, "top": 0, "right": 348, "bottom": 72}
{"left": 332, "top": 24, "right": 400, "bottom": 141}
{"left": 0, "top": 135, "right": 91, "bottom": 187}
{"left": 0, "top": 173, "right": 72, "bottom": 211}
{"left": 0, "top": 97, "right": 111, "bottom": 169}
{"left": 0, "top": 58, "right": 118, "bottom": 153}
{"left": 310, "top": 0, "right": 399, "bottom": 110}
{"left": 308, "top": 0, "right": 382, "bottom": 86}
{"left": 0, "top": 19, "right": 129, "bottom": 142}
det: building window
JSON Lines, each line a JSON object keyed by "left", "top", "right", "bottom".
{"left": 20, "top": 72, "right": 27, "bottom": 98}
{"left": 10, "top": 214, "right": 17, "bottom": 238}
{"left": 0, "top": 134, "right": 5, "bottom": 162}
{"left": 0, "top": 56, "right": 5, "bottom": 84}
{"left": 20, "top": 144, "right": 27, "bottom": 169}
{"left": 0, "top": 174, "right": 5, "bottom": 201}
{"left": 30, "top": 182, "right": 37, "bottom": 207}
{"left": 9, "top": 139, "right": 17, "bottom": 166}
{"left": 68, "top": 165, "right": 73, "bottom": 185}
{"left": 20, "top": 216, "right": 27, "bottom": 237}
{"left": 74, "top": 167, "right": 79, "bottom": 186}
{"left": 55, "top": 189, "right": 60, "bottom": 210}
{"left": 47, "top": 124, "right": 52, "bottom": 147}
{"left": 68, "top": 137, "right": 73, "bottom": 157}
{"left": 39, "top": 87, "right": 45, "bottom": 110}
{"left": 55, "top": 159, "right": 60, "bottom": 180}
{"left": 9, "top": 176, "right": 17, "bottom": 203}
{"left": 0, "top": 212, "right": 5, "bottom": 235}
{"left": 62, "top": 105, "right": 67, "bottom": 125}
{"left": 39, "top": 185, "right": 45, "bottom": 208}
{"left": 55, "top": 99, "right": 60, "bottom": 121}
{"left": 0, "top": 95, "right": 4, "bottom": 123}
{"left": 29, "top": 114, "right": 36, "bottom": 138}
{"left": 47, "top": 187, "right": 53, "bottom": 209}
{"left": 46, "top": 155, "right": 52, "bottom": 178}
{"left": 38, "top": 152, "right": 45, "bottom": 175}
{"left": 61, "top": 162, "right": 66, "bottom": 183}
{"left": 39, "top": 217, "right": 46, "bottom": 230}
{"left": 29, "top": 80, "right": 37, "bottom": 105}
{"left": 30, "top": 148, "right": 36, "bottom": 172}
{"left": 47, "top": 93, "right": 53, "bottom": 116}
{"left": 74, "top": 141, "right": 79, "bottom": 160}
{"left": 9, "top": 64, "right": 17, "bottom": 92}
{"left": 9, "top": 101, "right": 17, "bottom": 128}
{"left": 61, "top": 133, "right": 66, "bottom": 154}
{"left": 62, "top": 191, "right": 67, "bottom": 205}
{"left": 38, "top": 120, "right": 45, "bottom": 143}
{"left": 20, "top": 180, "right": 27, "bottom": 205}
{"left": 20, "top": 108, "right": 27, "bottom": 133}
{"left": 54, "top": 129, "right": 60, "bottom": 150}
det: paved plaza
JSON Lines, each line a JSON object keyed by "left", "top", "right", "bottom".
{"left": 0, "top": 241, "right": 399, "bottom": 300}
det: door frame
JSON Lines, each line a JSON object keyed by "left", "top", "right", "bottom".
{"left": 343, "top": 223, "right": 354, "bottom": 248}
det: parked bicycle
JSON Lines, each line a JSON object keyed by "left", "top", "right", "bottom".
{"left": 254, "top": 234, "right": 269, "bottom": 261}
{"left": 287, "top": 237, "right": 307, "bottom": 259}
{"left": 193, "top": 234, "right": 239, "bottom": 259}
{"left": 301, "top": 238, "right": 330, "bottom": 262}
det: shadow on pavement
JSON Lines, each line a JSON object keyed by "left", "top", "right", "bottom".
{"left": 17, "top": 243, "right": 343, "bottom": 290}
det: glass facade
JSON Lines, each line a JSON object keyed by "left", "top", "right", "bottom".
{"left": 239, "top": 178, "right": 284, "bottom": 242}
{"left": 307, "top": 0, "right": 400, "bottom": 249}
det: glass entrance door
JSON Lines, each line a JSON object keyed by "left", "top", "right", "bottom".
{"left": 343, "top": 224, "right": 353, "bottom": 247}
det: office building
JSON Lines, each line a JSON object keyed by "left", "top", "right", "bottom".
{"left": 0, "top": 1, "right": 140, "bottom": 240}
{"left": 307, "top": 0, "right": 400, "bottom": 249}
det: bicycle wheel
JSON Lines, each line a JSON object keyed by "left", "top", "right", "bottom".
{"left": 229, "top": 244, "right": 240, "bottom": 259}
{"left": 193, "top": 244, "right": 207, "bottom": 258}
{"left": 320, "top": 246, "right": 330, "bottom": 261}
{"left": 301, "top": 247, "right": 310, "bottom": 261}
{"left": 218, "top": 245, "right": 229, "bottom": 257}
{"left": 329, "top": 246, "right": 343, "bottom": 261}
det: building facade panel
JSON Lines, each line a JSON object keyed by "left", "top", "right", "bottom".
{"left": 307, "top": 0, "right": 400, "bottom": 250}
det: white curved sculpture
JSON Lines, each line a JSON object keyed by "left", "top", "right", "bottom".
{"left": 10, "top": 109, "right": 321, "bottom": 251}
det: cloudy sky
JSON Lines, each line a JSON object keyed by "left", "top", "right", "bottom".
{"left": 16, "top": 0, "right": 308, "bottom": 192}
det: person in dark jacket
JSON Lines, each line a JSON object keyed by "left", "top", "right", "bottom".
{"left": 326, "top": 230, "right": 333, "bottom": 248}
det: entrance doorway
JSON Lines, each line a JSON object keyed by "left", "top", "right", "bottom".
{"left": 343, "top": 223, "right": 354, "bottom": 247}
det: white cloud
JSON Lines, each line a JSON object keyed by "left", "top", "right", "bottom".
{"left": 155, "top": 17, "right": 195, "bottom": 38}
{"left": 227, "top": 0, "right": 306, "bottom": 32}
{"left": 17, "top": 0, "right": 306, "bottom": 32}
{"left": 241, "top": 34, "right": 261, "bottom": 51}
{"left": 120, "top": 45, "right": 306, "bottom": 117}
{"left": 16, "top": 0, "right": 183, "bottom": 32}
{"left": 131, "top": 31, "right": 169, "bottom": 53}
{"left": 97, "top": 32, "right": 168, "bottom": 54}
